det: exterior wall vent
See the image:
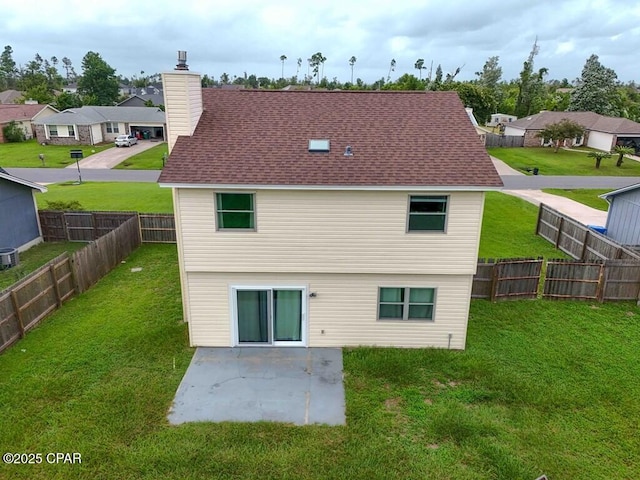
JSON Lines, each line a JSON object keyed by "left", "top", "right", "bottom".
{"left": 308, "top": 139, "right": 330, "bottom": 152}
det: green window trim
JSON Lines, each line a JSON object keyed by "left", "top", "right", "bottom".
{"left": 378, "top": 287, "right": 435, "bottom": 321}
{"left": 407, "top": 195, "right": 448, "bottom": 232}
{"left": 216, "top": 192, "right": 256, "bottom": 230}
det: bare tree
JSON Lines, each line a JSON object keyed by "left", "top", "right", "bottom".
{"left": 387, "top": 58, "right": 396, "bottom": 82}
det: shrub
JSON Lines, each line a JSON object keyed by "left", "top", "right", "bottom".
{"left": 2, "top": 121, "right": 26, "bottom": 142}
{"left": 44, "top": 200, "right": 84, "bottom": 211}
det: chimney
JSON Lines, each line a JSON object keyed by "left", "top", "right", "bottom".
{"left": 161, "top": 51, "right": 203, "bottom": 153}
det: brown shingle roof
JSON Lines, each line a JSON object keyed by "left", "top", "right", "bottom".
{"left": 159, "top": 90, "right": 503, "bottom": 188}
{"left": 508, "top": 110, "right": 640, "bottom": 135}
{"left": 0, "top": 104, "right": 51, "bottom": 123}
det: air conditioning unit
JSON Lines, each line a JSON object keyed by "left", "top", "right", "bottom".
{"left": 0, "top": 248, "right": 19, "bottom": 269}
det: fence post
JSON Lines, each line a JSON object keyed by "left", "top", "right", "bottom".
{"left": 490, "top": 263, "right": 499, "bottom": 301}
{"left": 555, "top": 215, "right": 564, "bottom": 249}
{"left": 581, "top": 230, "right": 590, "bottom": 260}
{"left": 49, "top": 263, "right": 62, "bottom": 308}
{"left": 10, "top": 291, "right": 25, "bottom": 339}
{"left": 596, "top": 263, "right": 606, "bottom": 303}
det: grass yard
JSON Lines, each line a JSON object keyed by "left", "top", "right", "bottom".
{"left": 542, "top": 188, "right": 610, "bottom": 211}
{"left": 488, "top": 146, "right": 640, "bottom": 176}
{"left": 0, "top": 139, "right": 113, "bottom": 168}
{"left": 479, "top": 191, "right": 567, "bottom": 258}
{"left": 36, "top": 182, "right": 173, "bottom": 213}
{"left": 114, "top": 142, "right": 168, "bottom": 170}
{"left": 0, "top": 242, "right": 85, "bottom": 291}
{"left": 0, "top": 244, "right": 638, "bottom": 479}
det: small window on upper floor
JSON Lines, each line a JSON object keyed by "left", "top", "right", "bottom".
{"left": 407, "top": 195, "right": 448, "bottom": 232}
{"left": 215, "top": 193, "right": 255, "bottom": 230}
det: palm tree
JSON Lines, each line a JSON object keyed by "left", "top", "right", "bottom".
{"left": 387, "top": 59, "right": 396, "bottom": 82}
{"left": 613, "top": 145, "right": 634, "bottom": 167}
{"left": 349, "top": 56, "right": 357, "bottom": 84}
{"left": 414, "top": 58, "right": 425, "bottom": 79}
{"left": 279, "top": 55, "right": 287, "bottom": 79}
{"left": 296, "top": 57, "right": 302, "bottom": 80}
{"left": 587, "top": 150, "right": 611, "bottom": 169}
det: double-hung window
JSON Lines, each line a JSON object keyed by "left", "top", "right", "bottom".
{"left": 407, "top": 195, "right": 448, "bottom": 232}
{"left": 106, "top": 122, "right": 119, "bottom": 133}
{"left": 68, "top": 125, "right": 75, "bottom": 136}
{"left": 49, "top": 125, "right": 58, "bottom": 136}
{"left": 378, "top": 287, "right": 435, "bottom": 321}
{"left": 216, "top": 193, "right": 255, "bottom": 230}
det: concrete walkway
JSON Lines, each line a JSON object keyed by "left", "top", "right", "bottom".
{"left": 491, "top": 157, "right": 608, "bottom": 226}
{"left": 168, "top": 347, "right": 346, "bottom": 426}
{"left": 66, "top": 140, "right": 160, "bottom": 169}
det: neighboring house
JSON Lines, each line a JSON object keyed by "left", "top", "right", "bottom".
{"left": 33, "top": 106, "right": 166, "bottom": 145}
{"left": 158, "top": 67, "right": 503, "bottom": 350}
{"left": 504, "top": 111, "right": 640, "bottom": 152}
{"left": 117, "top": 93, "right": 165, "bottom": 108}
{"left": 600, "top": 184, "right": 640, "bottom": 246}
{"left": 62, "top": 83, "right": 78, "bottom": 94}
{"left": 486, "top": 113, "right": 517, "bottom": 128}
{"left": 0, "top": 89, "right": 23, "bottom": 105}
{"left": 0, "top": 104, "right": 59, "bottom": 143}
{"left": 0, "top": 168, "right": 47, "bottom": 251}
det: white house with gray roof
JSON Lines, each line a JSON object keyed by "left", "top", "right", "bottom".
{"left": 33, "top": 106, "right": 166, "bottom": 145}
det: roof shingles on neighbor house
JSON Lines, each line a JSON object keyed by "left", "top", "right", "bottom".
{"left": 509, "top": 110, "right": 640, "bottom": 135}
{"left": 159, "top": 90, "right": 502, "bottom": 188}
{"left": 0, "top": 104, "right": 56, "bottom": 124}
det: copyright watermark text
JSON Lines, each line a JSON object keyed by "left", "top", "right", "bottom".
{"left": 3, "top": 452, "right": 82, "bottom": 464}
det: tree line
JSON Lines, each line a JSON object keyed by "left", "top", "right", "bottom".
{"left": 203, "top": 41, "right": 640, "bottom": 124}
{"left": 2, "top": 42, "right": 639, "bottom": 125}
{"left": 0, "top": 46, "right": 144, "bottom": 109}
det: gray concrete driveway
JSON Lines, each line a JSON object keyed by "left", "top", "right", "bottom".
{"left": 168, "top": 347, "right": 346, "bottom": 426}
{"left": 67, "top": 140, "right": 161, "bottom": 169}
{"left": 492, "top": 157, "right": 616, "bottom": 226}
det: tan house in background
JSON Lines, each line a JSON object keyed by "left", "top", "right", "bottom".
{"left": 159, "top": 65, "right": 503, "bottom": 350}
{"left": 504, "top": 110, "right": 640, "bottom": 153}
{"left": 0, "top": 104, "right": 58, "bottom": 143}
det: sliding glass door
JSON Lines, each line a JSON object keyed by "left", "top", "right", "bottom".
{"left": 235, "top": 288, "right": 305, "bottom": 345}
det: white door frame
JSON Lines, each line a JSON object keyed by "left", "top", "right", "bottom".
{"left": 229, "top": 285, "right": 308, "bottom": 347}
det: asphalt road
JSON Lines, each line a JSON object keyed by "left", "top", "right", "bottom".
{"left": 5, "top": 167, "right": 638, "bottom": 189}
{"left": 5, "top": 167, "right": 161, "bottom": 183}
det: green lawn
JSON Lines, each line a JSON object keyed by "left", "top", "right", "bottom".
{"left": 0, "top": 244, "right": 637, "bottom": 479}
{"left": 36, "top": 182, "right": 173, "bottom": 213}
{"left": 542, "top": 188, "right": 610, "bottom": 211}
{"left": 488, "top": 146, "right": 640, "bottom": 176}
{"left": 0, "top": 242, "right": 85, "bottom": 291}
{"left": 115, "top": 142, "right": 168, "bottom": 170}
{"left": 479, "top": 191, "right": 567, "bottom": 258}
{"left": 0, "top": 139, "right": 113, "bottom": 168}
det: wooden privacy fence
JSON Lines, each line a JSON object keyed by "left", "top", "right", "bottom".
{"left": 473, "top": 257, "right": 640, "bottom": 303}
{"left": 39, "top": 211, "right": 177, "bottom": 244}
{"left": 473, "top": 258, "right": 543, "bottom": 301}
{"left": 536, "top": 204, "right": 640, "bottom": 261}
{"left": 484, "top": 133, "right": 525, "bottom": 148}
{"left": 0, "top": 216, "right": 142, "bottom": 354}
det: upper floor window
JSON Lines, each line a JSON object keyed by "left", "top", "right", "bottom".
{"left": 407, "top": 195, "right": 448, "bottom": 232}
{"left": 216, "top": 193, "right": 255, "bottom": 230}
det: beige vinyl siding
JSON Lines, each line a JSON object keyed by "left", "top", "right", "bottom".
{"left": 162, "top": 72, "right": 203, "bottom": 153}
{"left": 185, "top": 272, "right": 473, "bottom": 349}
{"left": 175, "top": 188, "right": 484, "bottom": 275}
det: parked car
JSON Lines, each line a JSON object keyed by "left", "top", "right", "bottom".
{"left": 115, "top": 134, "right": 138, "bottom": 147}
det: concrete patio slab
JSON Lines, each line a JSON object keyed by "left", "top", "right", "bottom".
{"left": 168, "top": 347, "right": 345, "bottom": 426}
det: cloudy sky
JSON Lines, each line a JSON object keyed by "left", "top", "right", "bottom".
{"left": 2, "top": 0, "right": 639, "bottom": 85}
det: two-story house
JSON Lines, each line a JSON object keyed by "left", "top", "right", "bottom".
{"left": 158, "top": 66, "right": 503, "bottom": 350}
